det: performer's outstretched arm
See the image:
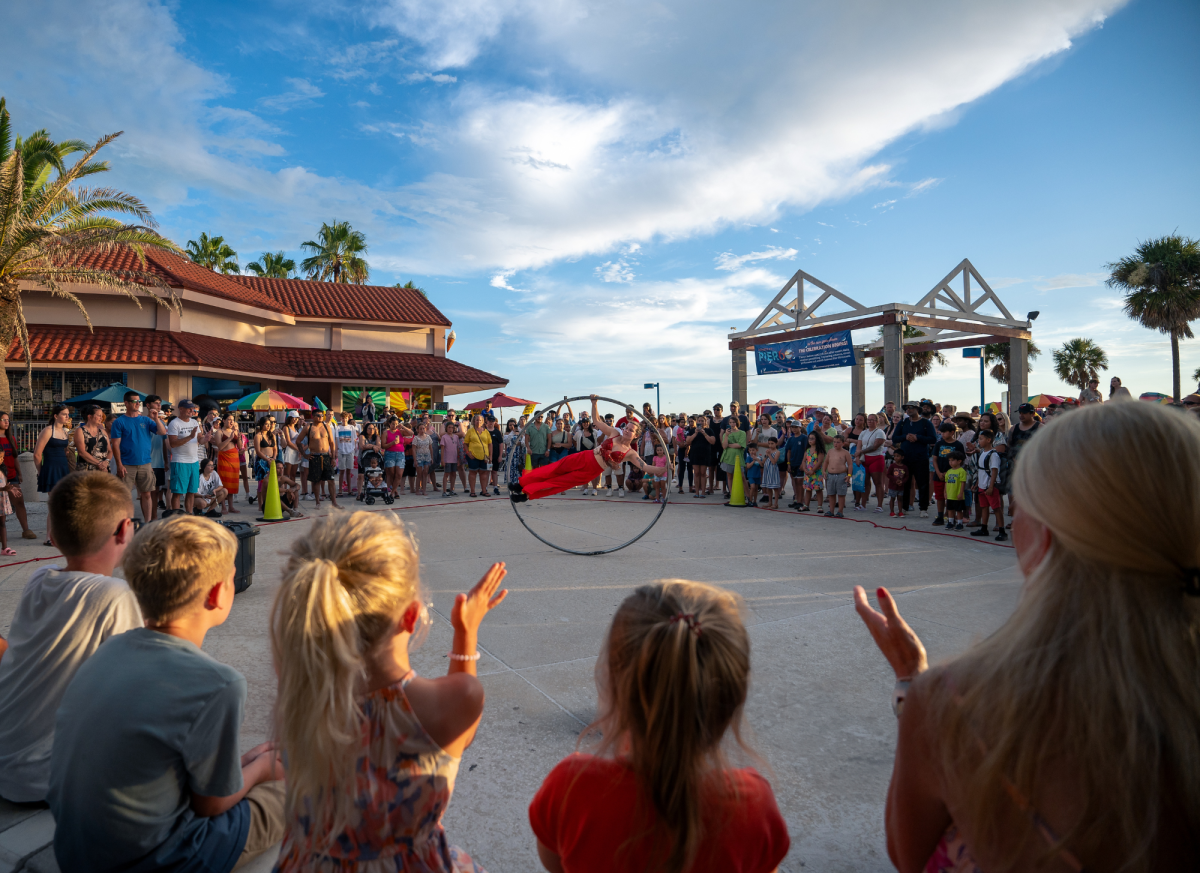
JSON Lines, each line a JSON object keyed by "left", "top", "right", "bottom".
{"left": 590, "top": 395, "right": 620, "bottom": 437}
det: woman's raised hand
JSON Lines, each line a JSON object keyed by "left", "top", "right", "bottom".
{"left": 853, "top": 585, "right": 928, "bottom": 681}
{"left": 452, "top": 562, "right": 509, "bottom": 635}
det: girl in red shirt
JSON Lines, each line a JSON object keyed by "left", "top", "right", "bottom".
{"left": 529, "top": 580, "right": 790, "bottom": 873}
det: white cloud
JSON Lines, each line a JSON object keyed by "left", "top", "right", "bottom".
{"left": 1033, "top": 271, "right": 1109, "bottom": 291}
{"left": 259, "top": 77, "right": 325, "bottom": 111}
{"left": 405, "top": 71, "right": 459, "bottom": 84}
{"left": 595, "top": 259, "right": 635, "bottom": 283}
{"left": 714, "top": 246, "right": 798, "bottom": 272}
{"left": 325, "top": 39, "right": 401, "bottom": 80}
{"left": 872, "top": 199, "right": 897, "bottom": 210}
{"left": 907, "top": 177, "right": 943, "bottom": 196}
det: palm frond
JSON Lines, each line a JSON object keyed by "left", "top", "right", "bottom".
{"left": 0, "top": 98, "right": 11, "bottom": 161}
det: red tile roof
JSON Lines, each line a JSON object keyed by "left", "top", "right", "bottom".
{"left": 229, "top": 276, "right": 451, "bottom": 326}
{"left": 62, "top": 247, "right": 450, "bottom": 326}
{"left": 9, "top": 325, "right": 506, "bottom": 387}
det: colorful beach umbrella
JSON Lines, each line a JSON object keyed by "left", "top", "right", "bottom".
{"left": 1139, "top": 392, "right": 1173, "bottom": 404}
{"left": 1027, "top": 393, "right": 1065, "bottom": 408}
{"left": 228, "top": 389, "right": 313, "bottom": 411}
{"left": 465, "top": 392, "right": 537, "bottom": 410}
{"left": 313, "top": 396, "right": 329, "bottom": 412}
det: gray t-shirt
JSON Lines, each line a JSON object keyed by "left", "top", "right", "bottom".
{"left": 0, "top": 568, "right": 141, "bottom": 802}
{"left": 49, "top": 628, "right": 249, "bottom": 873}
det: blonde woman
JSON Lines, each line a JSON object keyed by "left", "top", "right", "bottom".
{"left": 271, "top": 511, "right": 508, "bottom": 872}
{"left": 854, "top": 401, "right": 1200, "bottom": 872}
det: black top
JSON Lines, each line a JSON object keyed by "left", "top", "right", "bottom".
{"left": 892, "top": 417, "right": 938, "bottom": 460}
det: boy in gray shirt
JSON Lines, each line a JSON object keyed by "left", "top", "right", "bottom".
{"left": 48, "top": 516, "right": 284, "bottom": 873}
{"left": 0, "top": 472, "right": 141, "bottom": 802}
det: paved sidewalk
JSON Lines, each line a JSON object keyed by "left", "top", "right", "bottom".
{"left": 0, "top": 488, "right": 1021, "bottom": 872}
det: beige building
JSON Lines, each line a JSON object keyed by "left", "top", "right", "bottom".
{"left": 9, "top": 247, "right": 505, "bottom": 419}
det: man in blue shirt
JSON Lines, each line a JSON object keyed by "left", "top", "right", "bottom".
{"left": 891, "top": 400, "right": 937, "bottom": 517}
{"left": 109, "top": 391, "right": 167, "bottom": 522}
{"left": 783, "top": 421, "right": 808, "bottom": 508}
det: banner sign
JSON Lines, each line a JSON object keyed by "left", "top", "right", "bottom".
{"left": 754, "top": 330, "right": 857, "bottom": 375}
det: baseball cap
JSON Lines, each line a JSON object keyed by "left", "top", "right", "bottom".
{"left": 177, "top": 399, "right": 196, "bottom": 410}
{"left": 1018, "top": 403, "right": 1036, "bottom": 414}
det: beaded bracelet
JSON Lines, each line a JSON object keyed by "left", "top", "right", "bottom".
{"left": 448, "top": 652, "right": 481, "bottom": 662}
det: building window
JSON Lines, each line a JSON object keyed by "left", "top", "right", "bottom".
{"left": 7, "top": 369, "right": 128, "bottom": 421}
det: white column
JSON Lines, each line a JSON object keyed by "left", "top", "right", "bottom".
{"left": 732, "top": 348, "right": 747, "bottom": 407}
{"left": 851, "top": 354, "right": 866, "bottom": 416}
{"left": 883, "top": 322, "right": 905, "bottom": 409}
{"left": 1008, "top": 337, "right": 1029, "bottom": 420}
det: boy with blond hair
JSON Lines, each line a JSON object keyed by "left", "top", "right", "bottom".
{"left": 0, "top": 472, "right": 142, "bottom": 802}
{"left": 48, "top": 516, "right": 285, "bottom": 873}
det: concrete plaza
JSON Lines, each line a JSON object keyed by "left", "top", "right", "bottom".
{"left": 0, "top": 490, "right": 1022, "bottom": 873}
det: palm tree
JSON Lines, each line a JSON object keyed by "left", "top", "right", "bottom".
{"left": 300, "top": 220, "right": 369, "bottom": 284}
{"left": 983, "top": 340, "right": 1041, "bottom": 384}
{"left": 186, "top": 232, "right": 239, "bottom": 274}
{"left": 0, "top": 97, "right": 180, "bottom": 414}
{"left": 870, "top": 325, "right": 947, "bottom": 397}
{"left": 394, "top": 279, "right": 426, "bottom": 298}
{"left": 1052, "top": 338, "right": 1108, "bottom": 390}
{"left": 246, "top": 251, "right": 296, "bottom": 279}
{"left": 1106, "top": 235, "right": 1200, "bottom": 401}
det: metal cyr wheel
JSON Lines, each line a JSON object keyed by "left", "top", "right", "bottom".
{"left": 500, "top": 395, "right": 674, "bottom": 556}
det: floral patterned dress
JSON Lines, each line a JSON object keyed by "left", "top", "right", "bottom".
{"left": 801, "top": 447, "right": 823, "bottom": 491}
{"left": 274, "top": 672, "right": 485, "bottom": 873}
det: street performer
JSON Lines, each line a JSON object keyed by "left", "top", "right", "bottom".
{"left": 511, "top": 396, "right": 663, "bottom": 502}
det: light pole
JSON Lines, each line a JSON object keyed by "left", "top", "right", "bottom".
{"left": 644, "top": 382, "right": 660, "bottom": 416}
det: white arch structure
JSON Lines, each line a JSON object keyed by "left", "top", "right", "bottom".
{"left": 727, "top": 259, "right": 1033, "bottom": 418}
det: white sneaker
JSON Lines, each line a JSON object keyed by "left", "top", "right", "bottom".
{"left": 920, "top": 511, "right": 928, "bottom": 518}
{"left": 618, "top": 488, "right": 625, "bottom": 497}
{"left": 606, "top": 488, "right": 613, "bottom": 497}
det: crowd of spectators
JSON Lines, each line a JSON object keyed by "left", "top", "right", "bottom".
{"left": 0, "top": 397, "right": 1197, "bottom": 871}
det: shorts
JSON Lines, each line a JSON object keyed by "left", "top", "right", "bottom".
{"left": 466, "top": 457, "right": 488, "bottom": 471}
{"left": 153, "top": 467, "right": 165, "bottom": 490}
{"left": 887, "top": 488, "right": 902, "bottom": 498}
{"left": 338, "top": 453, "right": 354, "bottom": 472}
{"left": 932, "top": 479, "right": 946, "bottom": 500}
{"left": 443, "top": 462, "right": 457, "bottom": 476}
{"left": 416, "top": 458, "right": 431, "bottom": 468}
{"left": 719, "top": 462, "right": 735, "bottom": 474}
{"left": 403, "top": 456, "right": 415, "bottom": 477}
{"left": 863, "top": 454, "right": 886, "bottom": 474}
{"left": 745, "top": 467, "right": 762, "bottom": 485}
{"left": 977, "top": 488, "right": 1002, "bottom": 510}
{"left": 169, "top": 461, "right": 199, "bottom": 495}
{"left": 824, "top": 474, "right": 849, "bottom": 496}
{"left": 384, "top": 451, "right": 404, "bottom": 468}
{"left": 280, "top": 447, "right": 299, "bottom": 466}
{"left": 531, "top": 454, "right": 550, "bottom": 469}
{"left": 125, "top": 463, "right": 156, "bottom": 495}
{"left": 309, "top": 453, "right": 334, "bottom": 482}
{"left": 945, "top": 499, "right": 966, "bottom": 512}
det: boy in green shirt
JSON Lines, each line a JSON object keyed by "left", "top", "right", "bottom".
{"left": 943, "top": 450, "right": 968, "bottom": 531}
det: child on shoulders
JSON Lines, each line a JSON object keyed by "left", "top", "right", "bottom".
{"left": 48, "top": 515, "right": 285, "bottom": 872}
{"left": 271, "top": 511, "right": 507, "bottom": 872}
{"left": 0, "top": 472, "right": 141, "bottom": 803}
{"left": 530, "top": 580, "right": 790, "bottom": 873}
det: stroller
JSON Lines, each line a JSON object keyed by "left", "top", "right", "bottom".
{"left": 357, "top": 449, "right": 394, "bottom": 505}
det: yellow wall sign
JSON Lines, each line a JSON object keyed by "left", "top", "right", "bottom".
{"left": 522, "top": 403, "right": 537, "bottom": 415}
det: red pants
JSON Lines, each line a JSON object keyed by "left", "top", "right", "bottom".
{"left": 520, "top": 451, "right": 604, "bottom": 499}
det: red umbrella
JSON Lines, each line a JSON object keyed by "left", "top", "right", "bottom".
{"left": 464, "top": 392, "right": 538, "bottom": 410}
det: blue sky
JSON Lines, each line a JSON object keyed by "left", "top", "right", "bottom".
{"left": 3, "top": 0, "right": 1198, "bottom": 411}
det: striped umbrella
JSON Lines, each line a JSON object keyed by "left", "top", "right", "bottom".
{"left": 1139, "top": 392, "right": 1173, "bottom": 404}
{"left": 312, "top": 396, "right": 329, "bottom": 412}
{"left": 228, "top": 389, "right": 313, "bottom": 411}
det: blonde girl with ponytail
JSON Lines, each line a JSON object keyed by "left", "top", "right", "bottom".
{"left": 271, "top": 511, "right": 507, "bottom": 872}
{"left": 855, "top": 401, "right": 1200, "bottom": 872}
{"left": 529, "top": 580, "right": 790, "bottom": 873}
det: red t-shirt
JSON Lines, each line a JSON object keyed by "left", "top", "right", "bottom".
{"left": 529, "top": 755, "right": 790, "bottom": 873}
